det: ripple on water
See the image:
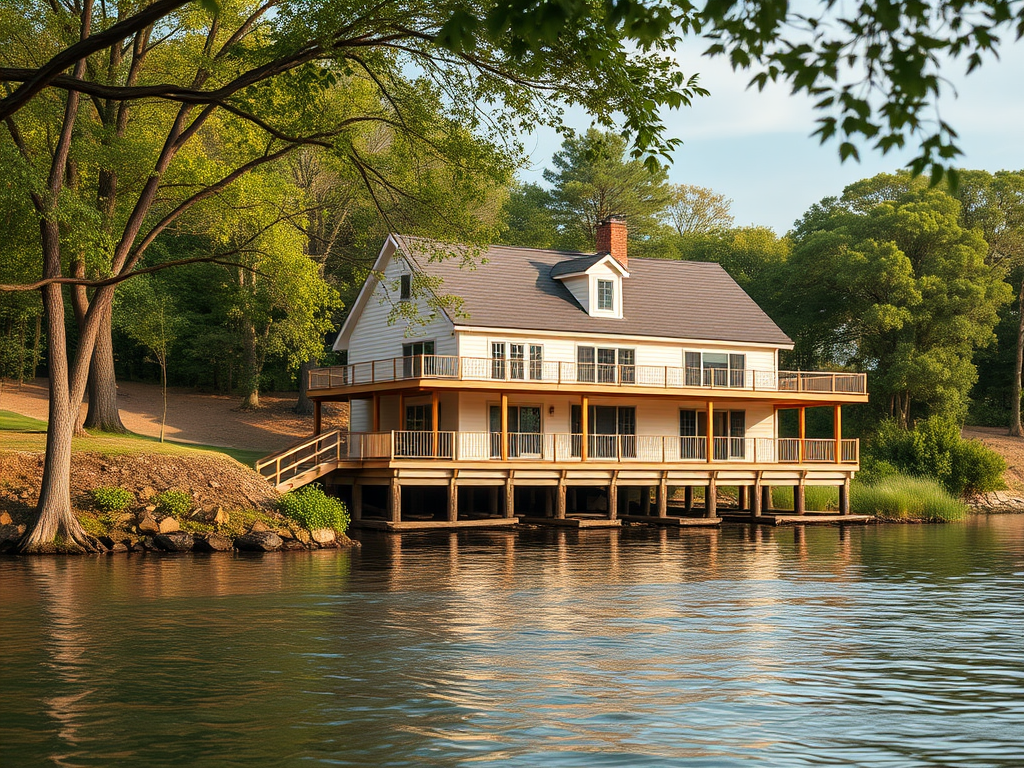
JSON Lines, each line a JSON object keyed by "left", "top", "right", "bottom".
{"left": 1, "top": 520, "right": 1023, "bottom": 767}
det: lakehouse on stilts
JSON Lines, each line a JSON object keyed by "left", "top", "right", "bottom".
{"left": 257, "top": 217, "right": 868, "bottom": 530}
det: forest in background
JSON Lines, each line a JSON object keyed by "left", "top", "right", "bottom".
{"left": 4, "top": 125, "right": 1023, "bottom": 438}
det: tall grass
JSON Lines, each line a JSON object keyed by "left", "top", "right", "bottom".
{"left": 771, "top": 485, "right": 839, "bottom": 511}
{"left": 851, "top": 474, "right": 966, "bottom": 522}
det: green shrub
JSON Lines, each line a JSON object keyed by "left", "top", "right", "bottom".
{"left": 851, "top": 474, "right": 967, "bottom": 522}
{"left": 90, "top": 486, "right": 134, "bottom": 512}
{"left": 866, "top": 416, "right": 1005, "bottom": 496}
{"left": 277, "top": 484, "right": 349, "bottom": 533}
{"left": 154, "top": 489, "right": 192, "bottom": 517}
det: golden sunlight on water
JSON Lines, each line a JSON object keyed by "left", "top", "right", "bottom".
{"left": 2, "top": 518, "right": 1023, "bottom": 767}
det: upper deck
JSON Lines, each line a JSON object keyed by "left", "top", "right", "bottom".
{"left": 308, "top": 354, "right": 868, "bottom": 404}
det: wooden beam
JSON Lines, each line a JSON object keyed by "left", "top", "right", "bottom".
{"left": 839, "top": 477, "right": 851, "bottom": 515}
{"left": 608, "top": 471, "right": 619, "bottom": 521}
{"left": 398, "top": 393, "right": 405, "bottom": 431}
{"left": 388, "top": 477, "right": 401, "bottom": 523}
{"left": 504, "top": 474, "right": 515, "bottom": 519}
{"left": 641, "top": 487, "right": 651, "bottom": 516}
{"left": 706, "top": 474, "right": 718, "bottom": 519}
{"left": 313, "top": 400, "right": 322, "bottom": 435}
{"left": 581, "top": 394, "right": 589, "bottom": 462}
{"left": 351, "top": 483, "right": 362, "bottom": 522}
{"left": 556, "top": 473, "right": 567, "bottom": 519}
{"left": 447, "top": 476, "right": 458, "bottom": 523}
{"left": 798, "top": 405, "right": 806, "bottom": 463}
{"left": 657, "top": 474, "right": 668, "bottom": 518}
{"left": 751, "top": 472, "right": 762, "bottom": 519}
{"left": 431, "top": 390, "right": 439, "bottom": 457}
{"left": 684, "top": 486, "right": 693, "bottom": 513}
{"left": 834, "top": 404, "right": 842, "bottom": 464}
{"left": 762, "top": 485, "right": 772, "bottom": 513}
{"left": 793, "top": 484, "right": 805, "bottom": 515}
{"left": 372, "top": 393, "right": 380, "bottom": 432}
{"left": 500, "top": 392, "right": 509, "bottom": 462}
{"left": 706, "top": 400, "right": 714, "bottom": 463}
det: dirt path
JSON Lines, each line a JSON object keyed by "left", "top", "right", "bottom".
{"left": 0, "top": 379, "right": 347, "bottom": 452}
{"left": 962, "top": 426, "right": 1024, "bottom": 493}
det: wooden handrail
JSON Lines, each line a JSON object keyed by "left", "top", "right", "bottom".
{"left": 306, "top": 356, "right": 867, "bottom": 395}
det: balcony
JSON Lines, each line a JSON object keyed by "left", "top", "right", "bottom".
{"left": 256, "top": 430, "right": 860, "bottom": 490}
{"left": 308, "top": 355, "right": 867, "bottom": 396}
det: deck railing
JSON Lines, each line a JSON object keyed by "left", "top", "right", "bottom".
{"left": 308, "top": 355, "right": 866, "bottom": 395}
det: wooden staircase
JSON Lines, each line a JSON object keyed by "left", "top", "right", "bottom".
{"left": 256, "top": 430, "right": 344, "bottom": 491}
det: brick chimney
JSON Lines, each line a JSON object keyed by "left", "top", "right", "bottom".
{"left": 596, "top": 215, "right": 627, "bottom": 269}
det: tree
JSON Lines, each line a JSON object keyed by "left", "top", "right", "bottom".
{"left": 499, "top": 182, "right": 558, "bottom": 249}
{"left": 115, "top": 278, "right": 181, "bottom": 442}
{"left": 4, "top": 0, "right": 700, "bottom": 552}
{"left": 544, "top": 128, "right": 671, "bottom": 250}
{"left": 786, "top": 180, "right": 1012, "bottom": 426}
{"left": 664, "top": 184, "right": 734, "bottom": 235}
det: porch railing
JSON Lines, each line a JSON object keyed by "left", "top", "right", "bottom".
{"left": 317, "top": 431, "right": 859, "bottom": 464}
{"left": 308, "top": 355, "right": 866, "bottom": 395}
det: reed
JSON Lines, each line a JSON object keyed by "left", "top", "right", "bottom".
{"left": 851, "top": 474, "right": 967, "bottom": 522}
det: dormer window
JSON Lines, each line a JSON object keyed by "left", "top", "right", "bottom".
{"left": 400, "top": 273, "right": 411, "bottom": 301}
{"left": 597, "top": 279, "right": 614, "bottom": 311}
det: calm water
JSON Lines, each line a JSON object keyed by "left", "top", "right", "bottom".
{"left": 2, "top": 518, "right": 1023, "bottom": 768}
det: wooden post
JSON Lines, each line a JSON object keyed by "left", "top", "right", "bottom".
{"left": 313, "top": 400, "right": 322, "bottom": 435}
{"left": 641, "top": 487, "right": 651, "bottom": 516}
{"left": 762, "top": 485, "right": 772, "bottom": 513}
{"left": 544, "top": 487, "right": 554, "bottom": 517}
{"left": 834, "top": 404, "right": 842, "bottom": 464}
{"left": 398, "top": 393, "right": 405, "bottom": 430}
{"left": 751, "top": 473, "right": 762, "bottom": 519}
{"left": 351, "top": 483, "right": 363, "bottom": 522}
{"left": 658, "top": 475, "right": 668, "bottom": 517}
{"left": 372, "top": 393, "right": 380, "bottom": 432}
{"left": 388, "top": 477, "right": 401, "bottom": 523}
{"left": 489, "top": 486, "right": 500, "bottom": 514}
{"left": 505, "top": 474, "right": 515, "bottom": 518}
{"left": 431, "top": 390, "right": 439, "bottom": 457}
{"left": 684, "top": 486, "right": 693, "bottom": 513}
{"left": 447, "top": 477, "right": 458, "bottom": 523}
{"left": 581, "top": 394, "right": 589, "bottom": 461}
{"left": 798, "top": 405, "right": 806, "bottom": 463}
{"left": 501, "top": 392, "right": 509, "bottom": 461}
{"left": 706, "top": 400, "right": 714, "bottom": 463}
{"left": 793, "top": 484, "right": 805, "bottom": 515}
{"left": 608, "top": 472, "right": 618, "bottom": 521}
{"left": 839, "top": 477, "right": 851, "bottom": 515}
{"left": 556, "top": 475, "right": 567, "bottom": 519}
{"left": 737, "top": 485, "right": 748, "bottom": 511}
{"left": 705, "top": 475, "right": 718, "bottom": 519}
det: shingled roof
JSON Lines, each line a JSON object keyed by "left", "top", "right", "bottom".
{"left": 396, "top": 237, "right": 793, "bottom": 347}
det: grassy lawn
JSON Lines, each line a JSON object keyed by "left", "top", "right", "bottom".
{"left": 0, "top": 410, "right": 265, "bottom": 467}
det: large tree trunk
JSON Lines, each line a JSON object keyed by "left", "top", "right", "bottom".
{"left": 83, "top": 306, "right": 127, "bottom": 433}
{"left": 1011, "top": 280, "right": 1024, "bottom": 436}
{"left": 21, "top": 262, "right": 97, "bottom": 554}
{"left": 294, "top": 357, "right": 315, "bottom": 415}
{"left": 239, "top": 320, "right": 261, "bottom": 410}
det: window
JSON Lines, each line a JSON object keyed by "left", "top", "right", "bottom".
{"left": 399, "top": 273, "right": 411, "bottom": 301}
{"left": 577, "top": 346, "right": 635, "bottom": 383}
{"left": 402, "top": 341, "right": 434, "bottom": 377}
{"left": 571, "top": 405, "right": 636, "bottom": 458}
{"left": 679, "top": 408, "right": 746, "bottom": 459}
{"left": 597, "top": 279, "right": 614, "bottom": 311}
{"left": 529, "top": 345, "right": 543, "bottom": 380}
{"left": 405, "top": 404, "right": 432, "bottom": 431}
{"left": 684, "top": 351, "right": 747, "bottom": 387}
{"left": 509, "top": 343, "right": 525, "bottom": 380}
{"left": 491, "top": 342, "right": 506, "bottom": 380}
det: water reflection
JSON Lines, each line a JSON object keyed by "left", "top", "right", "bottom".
{"left": 1, "top": 519, "right": 1023, "bottom": 767}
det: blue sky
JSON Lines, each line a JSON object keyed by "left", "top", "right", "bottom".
{"left": 518, "top": 42, "right": 1024, "bottom": 234}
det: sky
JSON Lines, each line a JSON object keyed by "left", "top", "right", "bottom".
{"left": 518, "top": 41, "right": 1024, "bottom": 234}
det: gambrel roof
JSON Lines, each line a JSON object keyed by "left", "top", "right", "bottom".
{"left": 341, "top": 235, "right": 794, "bottom": 348}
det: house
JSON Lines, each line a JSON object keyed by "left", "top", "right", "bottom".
{"left": 257, "top": 217, "right": 868, "bottom": 529}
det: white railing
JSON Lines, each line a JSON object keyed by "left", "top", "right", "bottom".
{"left": 308, "top": 355, "right": 867, "bottom": 394}
{"left": 319, "top": 432, "right": 859, "bottom": 465}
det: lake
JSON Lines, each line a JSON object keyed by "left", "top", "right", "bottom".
{"left": 2, "top": 517, "right": 1023, "bottom": 767}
